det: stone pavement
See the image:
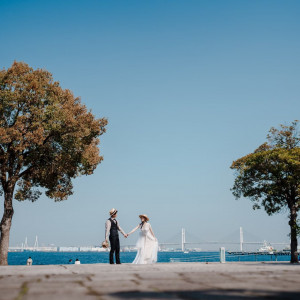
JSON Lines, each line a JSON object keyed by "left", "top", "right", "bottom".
{"left": 0, "top": 262, "right": 300, "bottom": 300}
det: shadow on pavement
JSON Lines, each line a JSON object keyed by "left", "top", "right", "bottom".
{"left": 109, "top": 289, "right": 300, "bottom": 299}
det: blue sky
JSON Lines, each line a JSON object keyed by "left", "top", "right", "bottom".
{"left": 1, "top": 0, "right": 300, "bottom": 249}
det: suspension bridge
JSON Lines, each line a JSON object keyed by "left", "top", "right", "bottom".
{"left": 138, "top": 227, "right": 289, "bottom": 252}
{"left": 9, "top": 227, "right": 290, "bottom": 252}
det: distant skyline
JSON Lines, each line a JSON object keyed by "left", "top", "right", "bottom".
{"left": 1, "top": 0, "right": 299, "bottom": 248}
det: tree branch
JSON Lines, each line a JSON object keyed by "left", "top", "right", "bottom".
{"left": 18, "top": 165, "right": 34, "bottom": 179}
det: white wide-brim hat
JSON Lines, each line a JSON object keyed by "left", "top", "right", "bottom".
{"left": 109, "top": 208, "right": 118, "bottom": 216}
{"left": 139, "top": 214, "right": 149, "bottom": 221}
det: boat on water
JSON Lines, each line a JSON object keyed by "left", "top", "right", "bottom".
{"left": 282, "top": 245, "right": 300, "bottom": 252}
{"left": 258, "top": 241, "right": 275, "bottom": 254}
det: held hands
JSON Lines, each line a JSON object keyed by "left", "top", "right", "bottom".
{"left": 124, "top": 234, "right": 129, "bottom": 238}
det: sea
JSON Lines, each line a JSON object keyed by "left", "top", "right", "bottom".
{"left": 7, "top": 251, "right": 291, "bottom": 265}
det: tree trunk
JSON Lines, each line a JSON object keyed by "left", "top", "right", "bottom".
{"left": 0, "top": 190, "right": 14, "bottom": 266}
{"left": 289, "top": 207, "right": 299, "bottom": 264}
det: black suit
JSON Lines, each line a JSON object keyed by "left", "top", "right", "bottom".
{"left": 109, "top": 218, "right": 121, "bottom": 264}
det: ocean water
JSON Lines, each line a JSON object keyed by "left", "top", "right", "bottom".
{"left": 7, "top": 251, "right": 291, "bottom": 265}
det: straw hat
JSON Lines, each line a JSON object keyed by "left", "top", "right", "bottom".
{"left": 139, "top": 214, "right": 149, "bottom": 221}
{"left": 109, "top": 208, "right": 118, "bottom": 216}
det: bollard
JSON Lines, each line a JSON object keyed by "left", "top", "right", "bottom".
{"left": 220, "top": 247, "right": 226, "bottom": 263}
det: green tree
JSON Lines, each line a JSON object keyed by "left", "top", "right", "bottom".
{"left": 0, "top": 62, "right": 107, "bottom": 265}
{"left": 231, "top": 121, "right": 300, "bottom": 263}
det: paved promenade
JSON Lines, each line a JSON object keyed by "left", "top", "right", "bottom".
{"left": 0, "top": 262, "right": 300, "bottom": 300}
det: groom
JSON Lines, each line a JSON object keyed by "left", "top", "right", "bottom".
{"left": 105, "top": 208, "right": 128, "bottom": 264}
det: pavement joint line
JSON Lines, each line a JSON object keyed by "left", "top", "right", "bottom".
{"left": 60, "top": 264, "right": 79, "bottom": 275}
{"left": 14, "top": 281, "right": 28, "bottom": 300}
{"left": 134, "top": 273, "right": 143, "bottom": 281}
{"left": 86, "top": 275, "right": 93, "bottom": 281}
{"left": 177, "top": 272, "right": 216, "bottom": 290}
{"left": 78, "top": 279, "right": 104, "bottom": 300}
{"left": 217, "top": 272, "right": 244, "bottom": 282}
{"left": 131, "top": 279, "right": 140, "bottom": 286}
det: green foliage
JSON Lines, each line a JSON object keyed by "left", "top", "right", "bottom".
{"left": 231, "top": 121, "right": 300, "bottom": 215}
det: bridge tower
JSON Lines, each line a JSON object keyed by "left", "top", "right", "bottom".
{"left": 34, "top": 236, "right": 39, "bottom": 250}
{"left": 240, "top": 227, "right": 244, "bottom": 252}
{"left": 24, "top": 237, "right": 28, "bottom": 250}
{"left": 181, "top": 228, "right": 186, "bottom": 252}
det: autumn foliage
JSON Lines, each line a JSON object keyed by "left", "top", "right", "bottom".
{"left": 0, "top": 61, "right": 107, "bottom": 265}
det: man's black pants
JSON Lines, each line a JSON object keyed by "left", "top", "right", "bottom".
{"left": 109, "top": 235, "right": 120, "bottom": 264}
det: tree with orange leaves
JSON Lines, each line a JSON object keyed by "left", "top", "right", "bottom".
{"left": 0, "top": 62, "right": 107, "bottom": 265}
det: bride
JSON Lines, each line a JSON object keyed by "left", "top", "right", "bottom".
{"left": 127, "top": 214, "right": 158, "bottom": 264}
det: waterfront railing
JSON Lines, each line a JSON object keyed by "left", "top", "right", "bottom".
{"left": 170, "top": 248, "right": 295, "bottom": 263}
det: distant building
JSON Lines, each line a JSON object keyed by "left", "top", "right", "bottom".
{"left": 58, "top": 247, "right": 80, "bottom": 252}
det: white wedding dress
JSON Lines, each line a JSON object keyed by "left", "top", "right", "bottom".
{"left": 130, "top": 222, "right": 158, "bottom": 264}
